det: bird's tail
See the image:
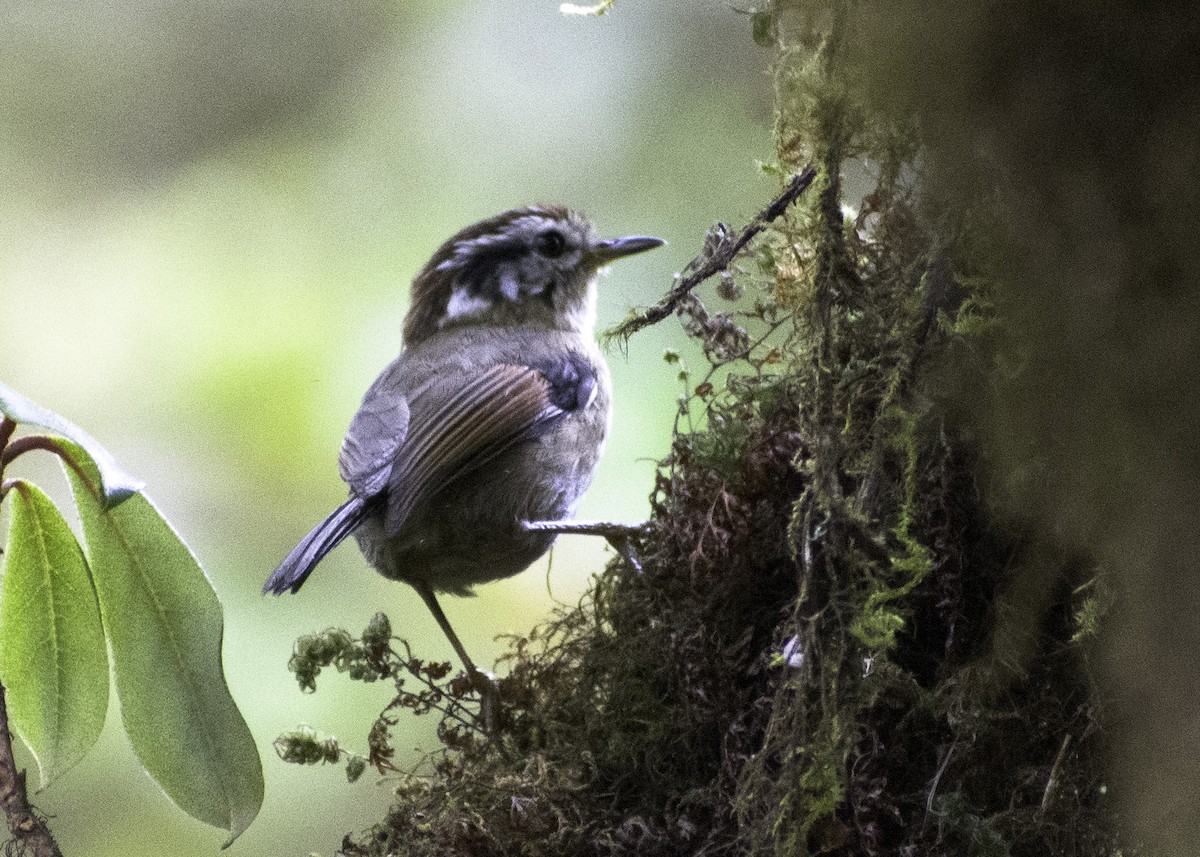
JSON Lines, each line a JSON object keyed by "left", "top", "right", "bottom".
{"left": 263, "top": 496, "right": 370, "bottom": 595}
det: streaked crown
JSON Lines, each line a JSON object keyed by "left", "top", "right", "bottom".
{"left": 403, "top": 206, "right": 664, "bottom": 347}
{"left": 404, "top": 206, "right": 595, "bottom": 346}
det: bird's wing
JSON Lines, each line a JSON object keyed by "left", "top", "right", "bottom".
{"left": 382, "top": 362, "right": 569, "bottom": 535}
{"left": 339, "top": 384, "right": 411, "bottom": 496}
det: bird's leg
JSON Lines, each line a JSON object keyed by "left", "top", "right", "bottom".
{"left": 521, "top": 519, "right": 650, "bottom": 574}
{"left": 412, "top": 580, "right": 498, "bottom": 734}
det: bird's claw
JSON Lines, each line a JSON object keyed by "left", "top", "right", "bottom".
{"left": 604, "top": 531, "right": 645, "bottom": 574}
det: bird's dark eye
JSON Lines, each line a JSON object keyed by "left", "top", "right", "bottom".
{"left": 535, "top": 229, "right": 567, "bottom": 258}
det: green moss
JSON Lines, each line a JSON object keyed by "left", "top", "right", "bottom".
{"left": 1071, "top": 576, "right": 1113, "bottom": 644}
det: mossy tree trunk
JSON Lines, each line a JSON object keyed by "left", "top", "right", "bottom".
{"left": 727, "top": 3, "right": 1115, "bottom": 853}
{"left": 763, "top": 3, "right": 1200, "bottom": 855}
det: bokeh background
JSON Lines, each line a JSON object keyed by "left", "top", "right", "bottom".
{"left": 0, "top": 2, "right": 773, "bottom": 854}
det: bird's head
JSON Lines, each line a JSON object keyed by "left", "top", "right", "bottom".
{"left": 403, "top": 205, "right": 663, "bottom": 346}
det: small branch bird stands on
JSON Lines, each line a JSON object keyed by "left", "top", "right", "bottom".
{"left": 264, "top": 205, "right": 664, "bottom": 723}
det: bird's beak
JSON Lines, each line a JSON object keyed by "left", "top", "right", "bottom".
{"left": 587, "top": 235, "right": 666, "bottom": 268}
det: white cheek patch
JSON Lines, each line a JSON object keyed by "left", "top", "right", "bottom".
{"left": 442, "top": 286, "right": 492, "bottom": 325}
{"left": 498, "top": 267, "right": 521, "bottom": 301}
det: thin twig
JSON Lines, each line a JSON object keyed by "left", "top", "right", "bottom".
{"left": 387, "top": 640, "right": 482, "bottom": 734}
{"left": 922, "top": 739, "right": 958, "bottom": 833}
{"left": 0, "top": 435, "right": 96, "bottom": 500}
{"left": 1040, "top": 733, "right": 1072, "bottom": 812}
{"left": 0, "top": 682, "right": 63, "bottom": 857}
{"left": 0, "top": 418, "right": 16, "bottom": 456}
{"left": 604, "top": 164, "right": 818, "bottom": 343}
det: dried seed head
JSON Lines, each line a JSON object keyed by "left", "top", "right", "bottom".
{"left": 717, "top": 271, "right": 744, "bottom": 301}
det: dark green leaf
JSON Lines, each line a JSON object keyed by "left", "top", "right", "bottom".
{"left": 62, "top": 443, "right": 263, "bottom": 844}
{"left": 0, "top": 381, "right": 143, "bottom": 508}
{"left": 0, "top": 480, "right": 108, "bottom": 787}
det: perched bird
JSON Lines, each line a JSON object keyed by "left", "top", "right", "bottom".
{"left": 264, "top": 205, "right": 663, "bottom": 703}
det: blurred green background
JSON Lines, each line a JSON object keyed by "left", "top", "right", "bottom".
{"left": 0, "top": 2, "right": 772, "bottom": 854}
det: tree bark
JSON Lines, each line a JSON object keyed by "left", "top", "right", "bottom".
{"left": 0, "top": 682, "right": 63, "bottom": 857}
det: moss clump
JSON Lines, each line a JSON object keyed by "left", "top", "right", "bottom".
{"left": 318, "top": 354, "right": 808, "bottom": 855}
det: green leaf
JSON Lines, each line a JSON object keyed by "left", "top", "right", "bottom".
{"left": 0, "top": 480, "right": 108, "bottom": 787}
{"left": 61, "top": 443, "right": 263, "bottom": 845}
{"left": 0, "top": 381, "right": 143, "bottom": 508}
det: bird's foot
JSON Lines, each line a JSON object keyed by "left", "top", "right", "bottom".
{"left": 521, "top": 519, "right": 650, "bottom": 573}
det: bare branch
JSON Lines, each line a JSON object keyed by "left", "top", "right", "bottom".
{"left": 0, "top": 682, "right": 63, "bottom": 857}
{"left": 603, "top": 164, "right": 818, "bottom": 344}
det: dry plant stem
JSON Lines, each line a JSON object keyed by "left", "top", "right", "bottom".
{"left": 1041, "top": 733, "right": 1073, "bottom": 812}
{"left": 0, "top": 682, "right": 63, "bottom": 857}
{"left": 608, "top": 165, "right": 818, "bottom": 340}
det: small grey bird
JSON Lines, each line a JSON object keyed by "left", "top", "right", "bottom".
{"left": 264, "top": 205, "right": 663, "bottom": 697}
